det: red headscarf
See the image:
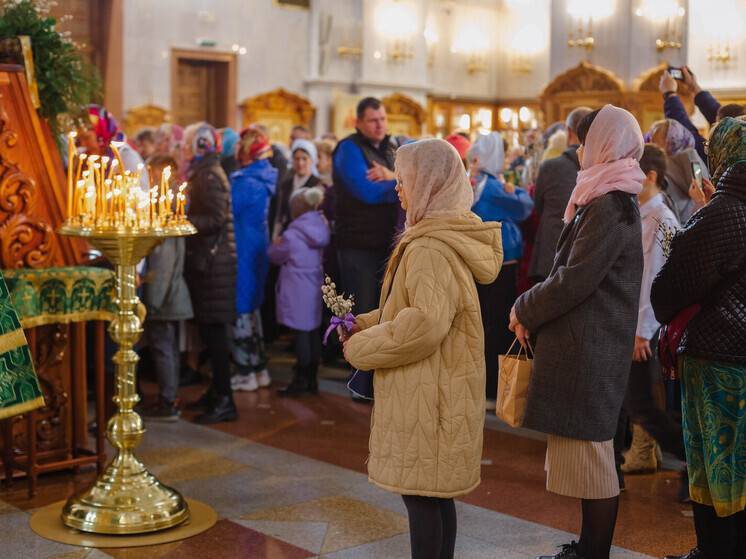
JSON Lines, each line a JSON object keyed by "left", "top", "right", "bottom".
{"left": 237, "top": 126, "right": 272, "bottom": 166}
{"left": 445, "top": 133, "right": 471, "bottom": 161}
{"left": 87, "top": 104, "right": 124, "bottom": 150}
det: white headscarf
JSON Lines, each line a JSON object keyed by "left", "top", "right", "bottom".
{"left": 467, "top": 132, "right": 505, "bottom": 177}
{"left": 291, "top": 139, "right": 318, "bottom": 176}
{"left": 396, "top": 139, "right": 474, "bottom": 228}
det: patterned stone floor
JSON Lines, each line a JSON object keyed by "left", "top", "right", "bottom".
{"left": 1, "top": 419, "right": 654, "bottom": 559}
{"left": 0, "top": 352, "right": 696, "bottom": 558}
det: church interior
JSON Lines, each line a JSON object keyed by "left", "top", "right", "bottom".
{"left": 0, "top": 0, "right": 745, "bottom": 558}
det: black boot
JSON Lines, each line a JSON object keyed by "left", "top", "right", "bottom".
{"left": 663, "top": 548, "right": 703, "bottom": 559}
{"left": 195, "top": 394, "right": 238, "bottom": 424}
{"left": 307, "top": 362, "right": 319, "bottom": 395}
{"left": 185, "top": 388, "right": 216, "bottom": 412}
{"left": 536, "top": 541, "right": 585, "bottom": 558}
{"left": 277, "top": 365, "right": 310, "bottom": 397}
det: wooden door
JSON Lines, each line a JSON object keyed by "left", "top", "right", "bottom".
{"left": 172, "top": 50, "right": 237, "bottom": 128}
{"left": 175, "top": 59, "right": 210, "bottom": 126}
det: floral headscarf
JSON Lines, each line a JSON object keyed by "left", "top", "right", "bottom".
{"left": 646, "top": 119, "right": 695, "bottom": 156}
{"left": 87, "top": 104, "right": 124, "bottom": 150}
{"left": 155, "top": 123, "right": 184, "bottom": 155}
{"left": 707, "top": 115, "right": 746, "bottom": 183}
{"left": 183, "top": 122, "right": 221, "bottom": 161}
{"left": 237, "top": 126, "right": 272, "bottom": 167}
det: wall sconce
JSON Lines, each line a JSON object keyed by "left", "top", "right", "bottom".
{"left": 336, "top": 21, "right": 363, "bottom": 60}
{"left": 700, "top": 0, "right": 742, "bottom": 67}
{"left": 451, "top": 18, "right": 490, "bottom": 74}
{"left": 509, "top": 24, "right": 543, "bottom": 74}
{"left": 707, "top": 43, "right": 733, "bottom": 64}
{"left": 424, "top": 15, "right": 439, "bottom": 66}
{"left": 635, "top": 0, "right": 684, "bottom": 52}
{"left": 374, "top": 0, "right": 416, "bottom": 63}
{"left": 566, "top": 0, "right": 615, "bottom": 52}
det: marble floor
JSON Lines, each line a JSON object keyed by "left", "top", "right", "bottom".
{"left": 0, "top": 352, "right": 697, "bottom": 559}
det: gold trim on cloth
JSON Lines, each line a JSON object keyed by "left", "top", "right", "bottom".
{"left": 0, "top": 396, "right": 45, "bottom": 420}
{"left": 2, "top": 266, "right": 117, "bottom": 327}
{"left": 0, "top": 270, "right": 44, "bottom": 418}
{"left": 0, "top": 329, "right": 26, "bottom": 353}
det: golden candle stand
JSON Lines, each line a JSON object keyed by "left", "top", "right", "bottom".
{"left": 57, "top": 221, "right": 196, "bottom": 534}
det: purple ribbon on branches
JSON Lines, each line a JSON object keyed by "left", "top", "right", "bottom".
{"left": 323, "top": 313, "right": 356, "bottom": 345}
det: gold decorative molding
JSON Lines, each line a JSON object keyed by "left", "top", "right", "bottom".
{"left": 239, "top": 88, "right": 315, "bottom": 130}
{"left": 122, "top": 104, "right": 170, "bottom": 138}
{"left": 542, "top": 61, "right": 624, "bottom": 97}
{"left": 383, "top": 93, "right": 427, "bottom": 138}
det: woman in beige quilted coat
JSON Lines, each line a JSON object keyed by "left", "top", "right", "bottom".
{"left": 343, "top": 138, "right": 503, "bottom": 559}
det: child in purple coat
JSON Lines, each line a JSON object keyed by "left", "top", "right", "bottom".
{"left": 268, "top": 187, "right": 330, "bottom": 396}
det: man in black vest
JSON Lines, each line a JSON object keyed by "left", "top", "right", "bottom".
{"left": 332, "top": 97, "right": 399, "bottom": 323}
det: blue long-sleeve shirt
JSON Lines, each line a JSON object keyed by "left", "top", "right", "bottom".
{"left": 664, "top": 93, "right": 707, "bottom": 162}
{"left": 663, "top": 90, "right": 722, "bottom": 162}
{"left": 695, "top": 90, "right": 721, "bottom": 125}
{"left": 333, "top": 140, "right": 398, "bottom": 205}
{"left": 472, "top": 172, "right": 534, "bottom": 261}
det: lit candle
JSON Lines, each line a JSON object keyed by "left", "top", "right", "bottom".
{"left": 104, "top": 179, "right": 113, "bottom": 222}
{"left": 106, "top": 158, "right": 119, "bottom": 181}
{"left": 73, "top": 153, "right": 87, "bottom": 216}
{"left": 75, "top": 179, "right": 85, "bottom": 222}
{"left": 150, "top": 187, "right": 157, "bottom": 225}
{"left": 110, "top": 141, "right": 126, "bottom": 173}
{"left": 66, "top": 131, "right": 77, "bottom": 219}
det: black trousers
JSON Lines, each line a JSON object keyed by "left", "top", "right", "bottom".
{"left": 198, "top": 322, "right": 232, "bottom": 396}
{"left": 622, "top": 333, "right": 686, "bottom": 461}
{"left": 693, "top": 502, "right": 746, "bottom": 558}
{"left": 402, "top": 495, "right": 457, "bottom": 559}
{"left": 478, "top": 262, "right": 517, "bottom": 400}
{"left": 294, "top": 328, "right": 321, "bottom": 368}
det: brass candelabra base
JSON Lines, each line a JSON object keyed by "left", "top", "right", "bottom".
{"left": 59, "top": 222, "right": 195, "bottom": 534}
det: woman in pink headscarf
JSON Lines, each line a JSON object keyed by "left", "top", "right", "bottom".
{"left": 510, "top": 105, "right": 645, "bottom": 559}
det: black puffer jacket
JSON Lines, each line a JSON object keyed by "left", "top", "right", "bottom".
{"left": 184, "top": 153, "right": 238, "bottom": 324}
{"left": 651, "top": 161, "right": 746, "bottom": 364}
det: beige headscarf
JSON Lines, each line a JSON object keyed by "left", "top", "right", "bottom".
{"left": 396, "top": 139, "right": 474, "bottom": 228}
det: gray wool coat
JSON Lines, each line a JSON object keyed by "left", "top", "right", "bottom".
{"left": 514, "top": 192, "right": 643, "bottom": 442}
{"left": 528, "top": 148, "right": 580, "bottom": 281}
{"left": 143, "top": 238, "right": 194, "bottom": 322}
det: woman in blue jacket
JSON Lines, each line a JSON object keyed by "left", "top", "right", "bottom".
{"left": 468, "top": 132, "right": 534, "bottom": 409}
{"left": 230, "top": 127, "right": 278, "bottom": 392}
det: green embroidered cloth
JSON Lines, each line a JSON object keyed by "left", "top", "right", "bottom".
{"left": 2, "top": 266, "right": 116, "bottom": 328}
{"left": 0, "top": 270, "right": 44, "bottom": 420}
{"left": 0, "top": 266, "right": 117, "bottom": 419}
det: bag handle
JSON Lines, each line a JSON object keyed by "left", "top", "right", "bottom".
{"left": 506, "top": 337, "right": 534, "bottom": 358}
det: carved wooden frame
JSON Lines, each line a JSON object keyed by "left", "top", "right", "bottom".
{"left": 541, "top": 61, "right": 626, "bottom": 124}
{"left": 122, "top": 104, "right": 170, "bottom": 138}
{"left": 239, "top": 88, "right": 315, "bottom": 134}
{"left": 383, "top": 92, "right": 427, "bottom": 138}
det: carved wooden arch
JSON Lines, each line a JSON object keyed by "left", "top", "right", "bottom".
{"left": 122, "top": 104, "right": 170, "bottom": 138}
{"left": 0, "top": 68, "right": 61, "bottom": 269}
{"left": 541, "top": 61, "right": 626, "bottom": 124}
{"left": 383, "top": 93, "right": 427, "bottom": 138}
{"left": 239, "top": 88, "right": 315, "bottom": 144}
{"left": 628, "top": 62, "right": 694, "bottom": 132}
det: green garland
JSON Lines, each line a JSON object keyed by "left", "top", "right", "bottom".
{"left": 0, "top": 0, "right": 101, "bottom": 132}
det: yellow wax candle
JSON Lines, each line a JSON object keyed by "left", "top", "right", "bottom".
{"left": 110, "top": 141, "right": 126, "bottom": 173}
{"left": 75, "top": 180, "right": 85, "bottom": 221}
{"left": 72, "top": 153, "right": 87, "bottom": 215}
{"left": 66, "top": 131, "right": 76, "bottom": 219}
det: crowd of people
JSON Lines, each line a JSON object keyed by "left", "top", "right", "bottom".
{"left": 67, "top": 65, "right": 745, "bottom": 559}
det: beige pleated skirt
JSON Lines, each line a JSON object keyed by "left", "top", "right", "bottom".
{"left": 545, "top": 435, "right": 619, "bottom": 499}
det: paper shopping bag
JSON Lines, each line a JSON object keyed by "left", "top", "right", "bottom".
{"left": 496, "top": 339, "right": 533, "bottom": 427}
